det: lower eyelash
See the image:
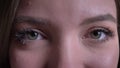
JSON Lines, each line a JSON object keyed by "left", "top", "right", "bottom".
{"left": 14, "top": 29, "right": 32, "bottom": 44}
{"left": 14, "top": 28, "right": 47, "bottom": 45}
{"left": 84, "top": 26, "right": 114, "bottom": 43}
{"left": 15, "top": 32, "right": 26, "bottom": 44}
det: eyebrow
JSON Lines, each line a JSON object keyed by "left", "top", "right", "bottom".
{"left": 15, "top": 14, "right": 116, "bottom": 26}
{"left": 80, "top": 14, "right": 117, "bottom": 25}
{"left": 14, "top": 16, "right": 51, "bottom": 26}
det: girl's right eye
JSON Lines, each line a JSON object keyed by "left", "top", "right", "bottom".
{"left": 15, "top": 29, "right": 46, "bottom": 44}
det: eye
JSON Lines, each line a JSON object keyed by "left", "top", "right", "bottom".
{"left": 84, "top": 27, "right": 113, "bottom": 42}
{"left": 90, "top": 29, "right": 106, "bottom": 40}
{"left": 15, "top": 29, "right": 46, "bottom": 44}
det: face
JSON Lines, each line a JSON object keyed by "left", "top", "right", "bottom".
{"left": 9, "top": 0, "right": 119, "bottom": 68}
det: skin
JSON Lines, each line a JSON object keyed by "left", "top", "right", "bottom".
{"left": 9, "top": 0, "right": 119, "bottom": 68}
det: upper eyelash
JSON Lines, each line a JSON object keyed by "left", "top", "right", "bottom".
{"left": 90, "top": 28, "right": 113, "bottom": 37}
{"left": 14, "top": 29, "right": 40, "bottom": 43}
{"left": 13, "top": 26, "right": 115, "bottom": 44}
{"left": 84, "top": 26, "right": 114, "bottom": 42}
{"left": 88, "top": 26, "right": 114, "bottom": 36}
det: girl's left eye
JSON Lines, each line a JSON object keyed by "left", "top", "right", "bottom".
{"left": 90, "top": 29, "right": 107, "bottom": 40}
{"left": 84, "top": 27, "right": 113, "bottom": 42}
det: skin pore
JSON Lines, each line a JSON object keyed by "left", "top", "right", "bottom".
{"left": 9, "top": 0, "right": 119, "bottom": 68}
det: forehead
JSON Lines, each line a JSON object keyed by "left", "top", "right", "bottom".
{"left": 17, "top": 0, "right": 116, "bottom": 26}
{"left": 19, "top": 0, "right": 115, "bottom": 8}
{"left": 18, "top": 0, "right": 116, "bottom": 16}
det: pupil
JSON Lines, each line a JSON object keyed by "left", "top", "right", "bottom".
{"left": 92, "top": 30, "right": 101, "bottom": 38}
{"left": 27, "top": 31, "right": 38, "bottom": 40}
{"left": 30, "top": 31, "right": 37, "bottom": 37}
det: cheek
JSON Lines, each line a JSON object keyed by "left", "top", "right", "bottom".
{"left": 87, "top": 47, "right": 119, "bottom": 68}
{"left": 9, "top": 50, "right": 49, "bottom": 68}
{"left": 10, "top": 51, "right": 48, "bottom": 68}
{"left": 85, "top": 35, "right": 119, "bottom": 68}
{"left": 9, "top": 42, "right": 50, "bottom": 68}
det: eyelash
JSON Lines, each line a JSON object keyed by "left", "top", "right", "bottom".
{"left": 14, "top": 29, "right": 46, "bottom": 44}
{"left": 83, "top": 26, "right": 114, "bottom": 43}
{"left": 14, "top": 26, "right": 114, "bottom": 45}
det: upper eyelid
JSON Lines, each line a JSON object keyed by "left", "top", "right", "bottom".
{"left": 82, "top": 26, "right": 115, "bottom": 37}
{"left": 13, "top": 16, "right": 52, "bottom": 34}
{"left": 14, "top": 16, "right": 116, "bottom": 39}
{"left": 87, "top": 26, "right": 114, "bottom": 34}
{"left": 21, "top": 29, "right": 48, "bottom": 39}
{"left": 16, "top": 28, "right": 45, "bottom": 36}
{"left": 12, "top": 20, "right": 51, "bottom": 40}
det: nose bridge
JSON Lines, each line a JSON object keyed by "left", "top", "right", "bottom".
{"left": 57, "top": 32, "right": 82, "bottom": 68}
{"left": 58, "top": 38, "right": 74, "bottom": 68}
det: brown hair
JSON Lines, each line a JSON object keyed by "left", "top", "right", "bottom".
{"left": 0, "top": 0, "right": 20, "bottom": 67}
{"left": 0, "top": 0, "right": 119, "bottom": 68}
{"left": 115, "top": 0, "right": 120, "bottom": 67}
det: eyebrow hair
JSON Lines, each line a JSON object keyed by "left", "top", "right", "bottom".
{"left": 80, "top": 14, "right": 117, "bottom": 25}
{"left": 14, "top": 14, "right": 116, "bottom": 26}
{"left": 14, "top": 16, "right": 50, "bottom": 26}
